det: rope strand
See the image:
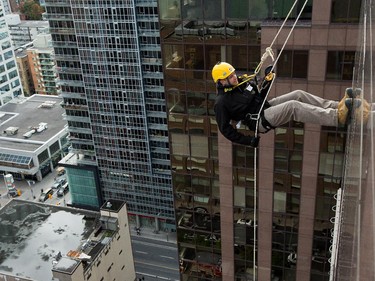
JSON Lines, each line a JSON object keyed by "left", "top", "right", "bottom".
{"left": 252, "top": 1, "right": 310, "bottom": 280}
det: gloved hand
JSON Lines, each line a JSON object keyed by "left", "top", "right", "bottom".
{"left": 250, "top": 136, "right": 260, "bottom": 148}
{"left": 264, "top": 65, "right": 275, "bottom": 81}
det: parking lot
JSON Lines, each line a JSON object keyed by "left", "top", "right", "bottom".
{"left": 0, "top": 169, "right": 70, "bottom": 209}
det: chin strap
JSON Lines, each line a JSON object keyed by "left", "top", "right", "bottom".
{"left": 223, "top": 74, "right": 257, "bottom": 92}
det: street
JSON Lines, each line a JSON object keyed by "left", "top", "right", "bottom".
{"left": 132, "top": 236, "right": 180, "bottom": 281}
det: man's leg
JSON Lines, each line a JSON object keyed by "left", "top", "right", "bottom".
{"left": 268, "top": 90, "right": 338, "bottom": 109}
{"left": 260, "top": 100, "right": 337, "bottom": 131}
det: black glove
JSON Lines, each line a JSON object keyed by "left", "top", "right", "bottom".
{"left": 250, "top": 136, "right": 260, "bottom": 148}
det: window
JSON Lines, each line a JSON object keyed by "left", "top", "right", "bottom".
{"left": 326, "top": 51, "right": 355, "bottom": 80}
{"left": 277, "top": 50, "right": 308, "bottom": 78}
{"left": 331, "top": 0, "right": 360, "bottom": 23}
{"left": 269, "top": 0, "right": 312, "bottom": 20}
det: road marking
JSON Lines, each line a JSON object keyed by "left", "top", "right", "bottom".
{"left": 134, "top": 260, "right": 179, "bottom": 271}
{"left": 136, "top": 271, "right": 179, "bottom": 281}
{"left": 131, "top": 239, "right": 177, "bottom": 250}
{"left": 135, "top": 250, "right": 148, "bottom": 254}
{"left": 160, "top": 255, "right": 175, "bottom": 260}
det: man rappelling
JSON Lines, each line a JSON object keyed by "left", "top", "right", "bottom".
{"left": 212, "top": 61, "right": 370, "bottom": 147}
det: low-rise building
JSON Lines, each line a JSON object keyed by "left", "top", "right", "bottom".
{"left": 27, "top": 33, "right": 58, "bottom": 95}
{"left": 0, "top": 94, "right": 68, "bottom": 181}
{"left": 15, "top": 47, "right": 35, "bottom": 96}
{"left": 0, "top": 199, "right": 136, "bottom": 281}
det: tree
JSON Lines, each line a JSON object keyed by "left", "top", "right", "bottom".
{"left": 19, "top": 0, "right": 45, "bottom": 20}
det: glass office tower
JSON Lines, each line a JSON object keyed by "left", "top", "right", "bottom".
{"left": 159, "top": 0, "right": 360, "bottom": 280}
{"left": 44, "top": 0, "right": 175, "bottom": 228}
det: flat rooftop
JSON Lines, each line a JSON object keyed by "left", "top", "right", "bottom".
{"left": 0, "top": 95, "right": 67, "bottom": 152}
{"left": 9, "top": 20, "right": 49, "bottom": 28}
{"left": 0, "top": 199, "right": 100, "bottom": 281}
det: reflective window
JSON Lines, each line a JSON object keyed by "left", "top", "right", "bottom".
{"left": 331, "top": 0, "right": 360, "bottom": 23}
{"left": 326, "top": 51, "right": 355, "bottom": 80}
{"left": 277, "top": 50, "right": 308, "bottom": 79}
{"left": 268, "top": 0, "right": 312, "bottom": 20}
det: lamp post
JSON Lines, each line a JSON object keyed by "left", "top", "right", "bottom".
{"left": 26, "top": 180, "right": 36, "bottom": 199}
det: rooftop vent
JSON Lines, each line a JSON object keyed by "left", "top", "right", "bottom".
{"left": 23, "top": 129, "right": 36, "bottom": 138}
{"left": 4, "top": 126, "right": 19, "bottom": 135}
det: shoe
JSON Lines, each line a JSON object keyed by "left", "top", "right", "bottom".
{"left": 338, "top": 87, "right": 361, "bottom": 109}
{"left": 354, "top": 98, "right": 370, "bottom": 124}
{"left": 345, "top": 98, "right": 370, "bottom": 125}
{"left": 338, "top": 97, "right": 350, "bottom": 125}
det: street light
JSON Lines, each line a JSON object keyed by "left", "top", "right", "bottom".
{"left": 26, "top": 180, "right": 36, "bottom": 199}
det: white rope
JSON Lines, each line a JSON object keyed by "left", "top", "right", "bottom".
{"left": 255, "top": 0, "right": 310, "bottom": 136}
{"left": 252, "top": 1, "right": 310, "bottom": 280}
{"left": 369, "top": 1, "right": 375, "bottom": 275}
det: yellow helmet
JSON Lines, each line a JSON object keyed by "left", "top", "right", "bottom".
{"left": 212, "top": 62, "right": 235, "bottom": 83}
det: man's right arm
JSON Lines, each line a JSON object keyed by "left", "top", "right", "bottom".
{"left": 215, "top": 103, "right": 259, "bottom": 147}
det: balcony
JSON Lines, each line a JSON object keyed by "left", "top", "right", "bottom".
{"left": 63, "top": 113, "right": 90, "bottom": 123}
{"left": 43, "top": 13, "right": 72, "bottom": 20}
{"left": 43, "top": 1, "right": 71, "bottom": 7}
{"left": 60, "top": 102, "right": 88, "bottom": 111}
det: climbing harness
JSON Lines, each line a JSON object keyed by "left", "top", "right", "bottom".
{"left": 250, "top": 0, "right": 310, "bottom": 280}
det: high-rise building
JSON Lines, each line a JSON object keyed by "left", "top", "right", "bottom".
{"left": 0, "top": 1, "right": 23, "bottom": 106}
{"left": 159, "top": 0, "right": 362, "bottom": 280}
{"left": 43, "top": 0, "right": 174, "bottom": 230}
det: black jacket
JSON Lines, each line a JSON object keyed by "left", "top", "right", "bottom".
{"left": 214, "top": 76, "right": 269, "bottom": 145}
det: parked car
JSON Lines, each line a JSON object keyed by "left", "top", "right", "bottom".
{"left": 39, "top": 188, "right": 53, "bottom": 202}
{"left": 8, "top": 187, "right": 21, "bottom": 197}
{"left": 51, "top": 182, "right": 62, "bottom": 189}
{"left": 57, "top": 183, "right": 69, "bottom": 197}
{"left": 56, "top": 177, "right": 67, "bottom": 185}
{"left": 57, "top": 167, "right": 65, "bottom": 176}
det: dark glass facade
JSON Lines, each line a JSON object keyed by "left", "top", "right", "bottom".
{"left": 160, "top": 0, "right": 359, "bottom": 280}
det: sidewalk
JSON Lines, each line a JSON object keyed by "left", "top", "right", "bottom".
{"left": 129, "top": 224, "right": 177, "bottom": 244}
{"left": 0, "top": 170, "right": 59, "bottom": 208}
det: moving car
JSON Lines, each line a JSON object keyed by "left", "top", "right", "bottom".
{"left": 57, "top": 183, "right": 69, "bottom": 197}
{"left": 39, "top": 188, "right": 53, "bottom": 202}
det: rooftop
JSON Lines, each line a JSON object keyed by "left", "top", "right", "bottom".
{"left": 0, "top": 95, "right": 67, "bottom": 152}
{"left": 0, "top": 199, "right": 100, "bottom": 281}
{"left": 8, "top": 20, "right": 49, "bottom": 29}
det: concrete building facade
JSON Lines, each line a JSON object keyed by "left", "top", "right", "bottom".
{"left": 15, "top": 47, "right": 35, "bottom": 96}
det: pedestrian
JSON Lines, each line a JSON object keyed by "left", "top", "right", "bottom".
{"left": 212, "top": 62, "right": 370, "bottom": 146}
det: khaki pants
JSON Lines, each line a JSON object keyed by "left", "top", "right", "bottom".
{"left": 260, "top": 90, "right": 338, "bottom": 132}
